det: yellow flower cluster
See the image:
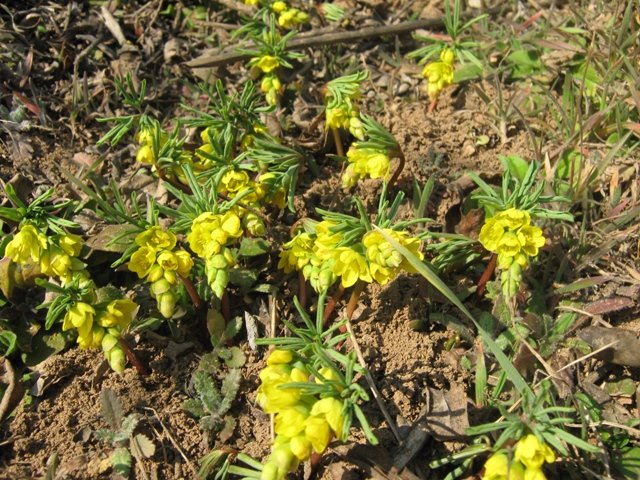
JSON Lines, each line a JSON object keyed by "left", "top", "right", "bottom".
{"left": 4, "top": 224, "right": 86, "bottom": 285}
{"left": 128, "top": 227, "right": 193, "bottom": 318}
{"left": 342, "top": 146, "right": 391, "bottom": 188}
{"left": 271, "top": 1, "right": 309, "bottom": 29}
{"left": 323, "top": 84, "right": 364, "bottom": 140}
{"left": 258, "top": 350, "right": 346, "bottom": 480}
{"left": 278, "top": 223, "right": 423, "bottom": 290}
{"left": 478, "top": 208, "right": 545, "bottom": 297}
{"left": 261, "top": 73, "right": 282, "bottom": 106}
{"left": 483, "top": 435, "right": 555, "bottom": 480}
{"left": 62, "top": 298, "right": 138, "bottom": 374}
{"left": 422, "top": 48, "right": 455, "bottom": 102}
{"left": 187, "top": 211, "right": 243, "bottom": 298}
{"left": 135, "top": 126, "right": 167, "bottom": 165}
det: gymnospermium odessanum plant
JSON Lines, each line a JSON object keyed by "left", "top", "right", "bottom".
{"left": 0, "top": 183, "right": 140, "bottom": 374}
{"left": 407, "top": 0, "right": 487, "bottom": 110}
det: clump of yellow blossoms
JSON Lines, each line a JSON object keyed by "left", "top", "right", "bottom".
{"left": 128, "top": 227, "right": 193, "bottom": 318}
{"left": 323, "top": 73, "right": 368, "bottom": 141}
{"left": 62, "top": 298, "right": 138, "bottom": 374}
{"left": 341, "top": 145, "right": 391, "bottom": 188}
{"left": 187, "top": 211, "right": 243, "bottom": 298}
{"left": 478, "top": 208, "right": 545, "bottom": 297}
{"left": 422, "top": 48, "right": 455, "bottom": 102}
{"left": 258, "top": 350, "right": 347, "bottom": 480}
{"left": 483, "top": 434, "right": 556, "bottom": 480}
{"left": 135, "top": 125, "right": 168, "bottom": 165}
{"left": 278, "top": 222, "right": 423, "bottom": 291}
{"left": 4, "top": 223, "right": 87, "bottom": 285}
{"left": 270, "top": 1, "right": 309, "bottom": 29}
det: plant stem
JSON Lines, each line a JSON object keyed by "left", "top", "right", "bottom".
{"left": 346, "top": 280, "right": 365, "bottom": 320}
{"left": 155, "top": 163, "right": 192, "bottom": 194}
{"left": 118, "top": 337, "right": 150, "bottom": 375}
{"left": 477, "top": 253, "right": 497, "bottom": 297}
{"left": 180, "top": 274, "right": 206, "bottom": 325}
{"left": 332, "top": 128, "right": 344, "bottom": 157}
{"left": 388, "top": 149, "right": 406, "bottom": 190}
{"left": 323, "top": 284, "right": 345, "bottom": 326}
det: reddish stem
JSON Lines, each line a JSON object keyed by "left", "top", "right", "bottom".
{"left": 118, "top": 337, "right": 150, "bottom": 375}
{"left": 387, "top": 150, "right": 405, "bottom": 190}
{"left": 428, "top": 99, "right": 438, "bottom": 112}
{"left": 180, "top": 274, "right": 206, "bottom": 326}
{"left": 299, "top": 270, "right": 307, "bottom": 309}
{"left": 346, "top": 280, "right": 365, "bottom": 320}
{"left": 323, "top": 284, "right": 345, "bottom": 326}
{"left": 477, "top": 253, "right": 497, "bottom": 298}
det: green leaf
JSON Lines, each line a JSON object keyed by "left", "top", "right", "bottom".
{"left": 221, "top": 369, "right": 242, "bottom": 405}
{"left": 228, "top": 268, "right": 258, "bottom": 293}
{"left": 224, "top": 347, "right": 246, "bottom": 368}
{"left": 0, "top": 331, "right": 17, "bottom": 357}
{"left": 612, "top": 447, "right": 640, "bottom": 479}
{"left": 132, "top": 434, "right": 156, "bottom": 459}
{"left": 238, "top": 238, "right": 270, "bottom": 257}
{"left": 183, "top": 398, "right": 207, "bottom": 419}
{"left": 374, "top": 226, "right": 533, "bottom": 397}
{"left": 101, "top": 388, "right": 124, "bottom": 431}
{"left": 220, "top": 416, "right": 236, "bottom": 443}
{"left": 112, "top": 447, "right": 132, "bottom": 477}
{"left": 121, "top": 414, "right": 140, "bottom": 437}
{"left": 499, "top": 155, "right": 529, "bottom": 182}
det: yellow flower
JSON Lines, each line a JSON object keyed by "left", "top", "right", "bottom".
{"left": 136, "top": 144, "right": 154, "bottom": 164}
{"left": 422, "top": 50, "right": 455, "bottom": 101}
{"left": 77, "top": 324, "right": 105, "bottom": 350}
{"left": 135, "top": 227, "right": 177, "bottom": 251}
{"left": 331, "top": 246, "right": 372, "bottom": 288}
{"left": 62, "top": 302, "right": 96, "bottom": 339}
{"left": 309, "top": 397, "right": 344, "bottom": 438}
{"left": 290, "top": 434, "right": 312, "bottom": 460}
{"left": 303, "top": 416, "right": 331, "bottom": 453}
{"left": 128, "top": 246, "right": 157, "bottom": 278}
{"left": 278, "top": 232, "right": 315, "bottom": 273}
{"left": 478, "top": 216, "right": 505, "bottom": 252}
{"left": 524, "top": 469, "right": 547, "bottom": 480}
{"left": 97, "top": 299, "right": 138, "bottom": 329}
{"left": 496, "top": 208, "right": 531, "bottom": 230}
{"left": 325, "top": 106, "right": 350, "bottom": 130}
{"left": 482, "top": 453, "right": 525, "bottom": 480}
{"left": 244, "top": 0, "right": 259, "bottom": 5}
{"left": 102, "top": 332, "right": 126, "bottom": 374}
{"left": 345, "top": 147, "right": 390, "bottom": 182}
{"left": 5, "top": 225, "right": 48, "bottom": 264}
{"left": 275, "top": 405, "right": 310, "bottom": 437}
{"left": 519, "top": 225, "right": 545, "bottom": 256}
{"left": 514, "top": 435, "right": 555, "bottom": 471}
{"left": 497, "top": 231, "right": 525, "bottom": 258}
{"left": 267, "top": 349, "right": 293, "bottom": 365}
{"left": 57, "top": 234, "right": 83, "bottom": 257}
{"left": 220, "top": 169, "right": 251, "bottom": 193}
{"left": 277, "top": 9, "right": 296, "bottom": 28}
{"left": 271, "top": 1, "right": 287, "bottom": 12}
{"left": 257, "top": 55, "right": 280, "bottom": 73}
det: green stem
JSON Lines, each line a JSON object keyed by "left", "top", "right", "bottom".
{"left": 299, "top": 270, "right": 307, "bottom": 309}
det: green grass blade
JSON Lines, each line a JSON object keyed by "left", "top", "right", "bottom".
{"left": 374, "top": 226, "right": 532, "bottom": 397}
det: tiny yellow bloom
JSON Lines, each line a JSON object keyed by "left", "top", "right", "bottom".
{"left": 309, "top": 397, "right": 344, "bottom": 438}
{"left": 275, "top": 405, "right": 309, "bottom": 437}
{"left": 62, "top": 302, "right": 96, "bottom": 339}
{"left": 290, "top": 434, "right": 312, "bottom": 460}
{"left": 128, "top": 246, "right": 157, "bottom": 278}
{"left": 257, "top": 55, "right": 280, "bottom": 73}
{"left": 97, "top": 299, "right": 138, "bottom": 329}
{"left": 136, "top": 144, "right": 154, "bottom": 164}
{"left": 220, "top": 169, "right": 251, "bottom": 193}
{"left": 331, "top": 246, "right": 372, "bottom": 287}
{"left": 271, "top": 1, "right": 287, "bottom": 12}
{"left": 496, "top": 230, "right": 525, "bottom": 258}
{"left": 478, "top": 216, "right": 505, "bottom": 252}
{"left": 303, "top": 416, "right": 331, "bottom": 454}
{"left": 267, "top": 349, "right": 293, "bottom": 365}
{"left": 482, "top": 453, "right": 525, "bottom": 480}
{"left": 5, "top": 225, "right": 48, "bottom": 264}
{"left": 514, "top": 435, "right": 555, "bottom": 471}
{"left": 519, "top": 225, "right": 545, "bottom": 257}
{"left": 77, "top": 324, "right": 105, "bottom": 350}
{"left": 325, "top": 107, "right": 349, "bottom": 130}
{"left": 57, "top": 234, "right": 83, "bottom": 257}
{"left": 135, "top": 226, "right": 177, "bottom": 251}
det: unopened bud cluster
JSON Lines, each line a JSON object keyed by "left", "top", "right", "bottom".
{"left": 482, "top": 434, "right": 555, "bottom": 480}
{"left": 421, "top": 48, "right": 455, "bottom": 102}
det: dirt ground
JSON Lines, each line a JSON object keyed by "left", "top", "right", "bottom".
{"left": 1, "top": 1, "right": 639, "bottom": 480}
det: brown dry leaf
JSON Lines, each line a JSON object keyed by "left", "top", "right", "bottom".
{"left": 392, "top": 385, "right": 469, "bottom": 471}
{"left": 583, "top": 297, "right": 633, "bottom": 316}
{"left": 579, "top": 326, "right": 640, "bottom": 367}
{"left": 0, "top": 358, "right": 25, "bottom": 423}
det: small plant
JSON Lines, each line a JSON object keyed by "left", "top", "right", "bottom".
{"left": 94, "top": 388, "right": 156, "bottom": 479}
{"left": 183, "top": 314, "right": 246, "bottom": 445}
